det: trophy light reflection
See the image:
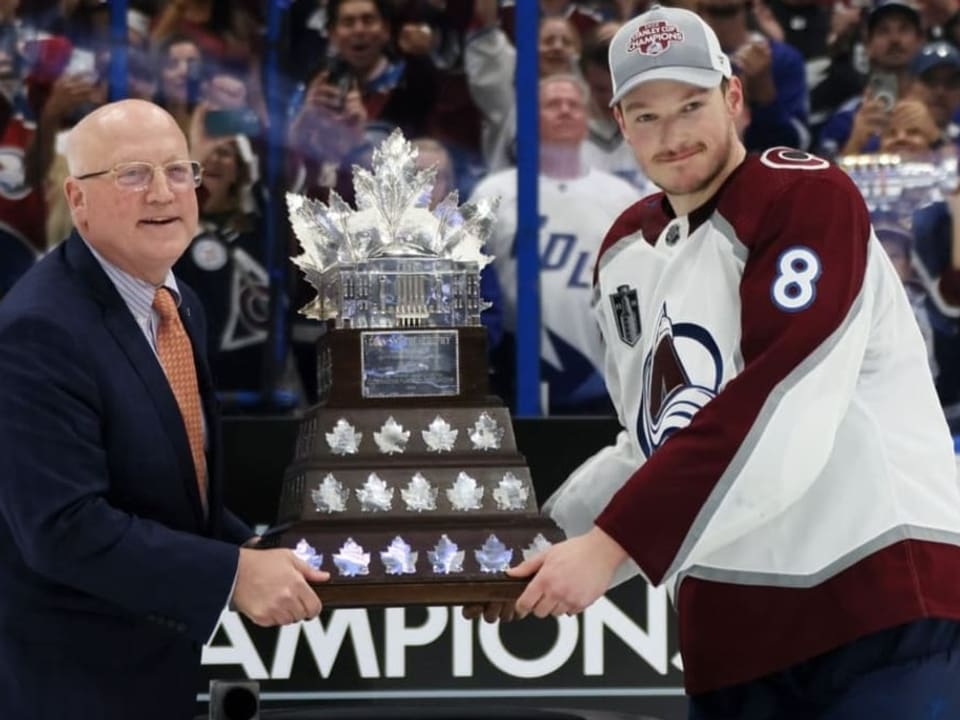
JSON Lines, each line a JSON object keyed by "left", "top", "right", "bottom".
{"left": 287, "top": 130, "right": 499, "bottom": 330}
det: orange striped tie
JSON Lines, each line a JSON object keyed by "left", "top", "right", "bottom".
{"left": 153, "top": 288, "right": 207, "bottom": 511}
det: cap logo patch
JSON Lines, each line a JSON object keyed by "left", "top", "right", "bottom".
{"left": 627, "top": 20, "right": 684, "bottom": 56}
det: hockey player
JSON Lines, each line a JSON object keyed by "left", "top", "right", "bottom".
{"left": 474, "top": 5, "right": 960, "bottom": 717}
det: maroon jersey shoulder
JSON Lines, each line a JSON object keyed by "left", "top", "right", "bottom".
{"left": 593, "top": 192, "right": 670, "bottom": 285}
{"left": 718, "top": 149, "right": 866, "bottom": 251}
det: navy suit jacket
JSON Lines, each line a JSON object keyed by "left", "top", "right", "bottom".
{"left": 0, "top": 232, "right": 253, "bottom": 720}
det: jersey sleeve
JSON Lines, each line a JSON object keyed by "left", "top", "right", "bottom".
{"left": 595, "top": 168, "right": 872, "bottom": 586}
{"left": 542, "top": 294, "right": 646, "bottom": 589}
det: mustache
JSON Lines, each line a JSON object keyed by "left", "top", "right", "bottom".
{"left": 653, "top": 144, "right": 705, "bottom": 161}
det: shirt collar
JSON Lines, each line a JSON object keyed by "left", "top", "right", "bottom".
{"left": 81, "top": 235, "right": 180, "bottom": 319}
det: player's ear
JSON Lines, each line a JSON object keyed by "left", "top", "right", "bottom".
{"left": 724, "top": 76, "right": 745, "bottom": 118}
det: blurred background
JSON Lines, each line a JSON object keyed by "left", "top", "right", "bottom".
{"left": 4, "top": 0, "right": 960, "bottom": 432}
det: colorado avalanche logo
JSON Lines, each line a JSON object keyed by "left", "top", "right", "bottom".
{"left": 759, "top": 147, "right": 829, "bottom": 171}
{"left": 637, "top": 304, "right": 722, "bottom": 457}
{"left": 0, "top": 147, "right": 31, "bottom": 200}
{"left": 627, "top": 20, "right": 684, "bottom": 56}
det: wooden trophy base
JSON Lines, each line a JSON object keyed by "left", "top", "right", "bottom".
{"left": 263, "top": 325, "right": 565, "bottom": 607}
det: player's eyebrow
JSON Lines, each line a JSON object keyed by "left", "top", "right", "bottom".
{"left": 622, "top": 86, "right": 710, "bottom": 113}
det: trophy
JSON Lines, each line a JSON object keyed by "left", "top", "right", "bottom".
{"left": 839, "top": 148, "right": 959, "bottom": 223}
{"left": 260, "top": 130, "right": 564, "bottom": 607}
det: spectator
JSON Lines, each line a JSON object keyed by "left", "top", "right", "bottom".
{"left": 172, "top": 135, "right": 292, "bottom": 410}
{"left": 150, "top": 0, "right": 262, "bottom": 65}
{"left": 467, "top": 13, "right": 585, "bottom": 171}
{"left": 697, "top": 0, "right": 811, "bottom": 150}
{"left": 539, "top": 15, "right": 583, "bottom": 76}
{"left": 817, "top": 0, "right": 924, "bottom": 158}
{"left": 38, "top": 69, "right": 107, "bottom": 249}
{"left": 876, "top": 96, "right": 942, "bottom": 150}
{"left": 412, "top": 136, "right": 505, "bottom": 356}
{"left": 765, "top": 0, "right": 832, "bottom": 60}
{"left": 807, "top": 0, "right": 869, "bottom": 137}
{"left": 909, "top": 41, "right": 960, "bottom": 143}
{"left": 154, "top": 34, "right": 204, "bottom": 136}
{"left": 395, "top": 1, "right": 489, "bottom": 202}
{"left": 324, "top": 0, "right": 437, "bottom": 140}
{"left": 579, "top": 23, "right": 658, "bottom": 193}
{"left": 286, "top": 0, "right": 438, "bottom": 204}
{"left": 470, "top": 74, "right": 639, "bottom": 414}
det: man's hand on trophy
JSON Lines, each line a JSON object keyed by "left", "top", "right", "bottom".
{"left": 510, "top": 527, "right": 628, "bottom": 619}
{"left": 232, "top": 548, "right": 330, "bottom": 626}
{"left": 461, "top": 601, "right": 519, "bottom": 624}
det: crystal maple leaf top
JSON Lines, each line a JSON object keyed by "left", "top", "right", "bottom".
{"left": 287, "top": 130, "right": 498, "bottom": 289}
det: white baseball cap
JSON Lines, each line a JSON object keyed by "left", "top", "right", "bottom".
{"left": 608, "top": 5, "right": 732, "bottom": 107}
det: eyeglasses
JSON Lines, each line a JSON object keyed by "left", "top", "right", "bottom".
{"left": 75, "top": 160, "right": 203, "bottom": 192}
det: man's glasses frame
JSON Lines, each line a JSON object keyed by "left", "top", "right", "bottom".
{"left": 74, "top": 160, "right": 203, "bottom": 192}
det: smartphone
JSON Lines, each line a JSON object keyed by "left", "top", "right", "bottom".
{"left": 868, "top": 72, "right": 898, "bottom": 112}
{"left": 204, "top": 108, "right": 261, "bottom": 137}
{"left": 324, "top": 57, "right": 353, "bottom": 110}
{"left": 186, "top": 59, "right": 202, "bottom": 106}
{"left": 63, "top": 47, "right": 96, "bottom": 79}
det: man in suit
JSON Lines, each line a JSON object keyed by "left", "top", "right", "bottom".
{"left": 0, "top": 99, "right": 329, "bottom": 720}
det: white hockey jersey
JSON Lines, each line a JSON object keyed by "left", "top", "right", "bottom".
{"left": 471, "top": 167, "right": 640, "bottom": 412}
{"left": 545, "top": 148, "right": 960, "bottom": 692}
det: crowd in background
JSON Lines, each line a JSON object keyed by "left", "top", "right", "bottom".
{"left": 3, "top": 0, "right": 960, "bottom": 428}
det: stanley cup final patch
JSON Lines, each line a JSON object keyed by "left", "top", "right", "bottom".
{"left": 628, "top": 20, "right": 684, "bottom": 56}
{"left": 610, "top": 284, "right": 642, "bottom": 346}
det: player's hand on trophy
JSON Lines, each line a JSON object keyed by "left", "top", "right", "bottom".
{"left": 510, "top": 527, "right": 627, "bottom": 619}
{"left": 232, "top": 548, "right": 330, "bottom": 626}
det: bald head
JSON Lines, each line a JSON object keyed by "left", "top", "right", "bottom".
{"left": 65, "top": 100, "right": 187, "bottom": 177}
{"left": 62, "top": 98, "right": 199, "bottom": 285}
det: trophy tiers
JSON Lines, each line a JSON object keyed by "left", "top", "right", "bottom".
{"left": 273, "top": 130, "right": 564, "bottom": 607}
{"left": 264, "top": 403, "right": 565, "bottom": 607}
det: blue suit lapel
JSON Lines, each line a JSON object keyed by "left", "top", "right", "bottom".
{"left": 64, "top": 233, "right": 207, "bottom": 527}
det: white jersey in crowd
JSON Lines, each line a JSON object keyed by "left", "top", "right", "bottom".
{"left": 470, "top": 166, "right": 640, "bottom": 413}
{"left": 545, "top": 148, "right": 960, "bottom": 693}
{"left": 582, "top": 115, "right": 659, "bottom": 196}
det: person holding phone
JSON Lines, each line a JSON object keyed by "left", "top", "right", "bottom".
{"left": 287, "top": 0, "right": 437, "bottom": 177}
{"left": 287, "top": 62, "right": 368, "bottom": 169}
{"left": 816, "top": 0, "right": 924, "bottom": 158}
{"left": 837, "top": 71, "right": 902, "bottom": 155}
{"left": 695, "top": 0, "right": 811, "bottom": 150}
